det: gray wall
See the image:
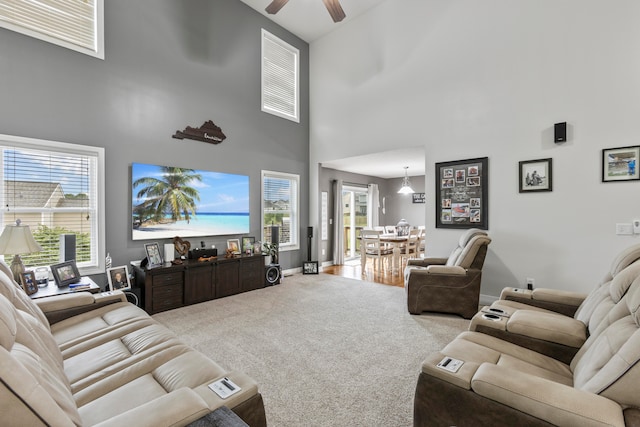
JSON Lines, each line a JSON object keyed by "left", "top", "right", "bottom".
{"left": 0, "top": 0, "right": 310, "bottom": 280}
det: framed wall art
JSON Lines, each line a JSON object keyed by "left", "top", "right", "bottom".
{"left": 144, "top": 242, "right": 163, "bottom": 268}
{"left": 519, "top": 158, "right": 553, "bottom": 192}
{"left": 602, "top": 146, "right": 639, "bottom": 182}
{"left": 435, "top": 157, "right": 488, "bottom": 229}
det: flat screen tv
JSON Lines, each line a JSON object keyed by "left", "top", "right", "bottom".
{"left": 132, "top": 162, "right": 249, "bottom": 241}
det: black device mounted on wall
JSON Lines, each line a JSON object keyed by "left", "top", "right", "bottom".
{"left": 554, "top": 122, "right": 567, "bottom": 143}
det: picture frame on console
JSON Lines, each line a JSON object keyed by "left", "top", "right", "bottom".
{"left": 21, "top": 271, "right": 38, "bottom": 295}
{"left": 107, "top": 265, "right": 131, "bottom": 291}
{"left": 144, "top": 242, "right": 163, "bottom": 268}
{"left": 519, "top": 158, "right": 553, "bottom": 193}
{"left": 227, "top": 239, "right": 241, "bottom": 255}
{"left": 50, "top": 260, "right": 81, "bottom": 287}
{"left": 242, "top": 236, "right": 255, "bottom": 254}
{"left": 602, "top": 146, "right": 639, "bottom": 182}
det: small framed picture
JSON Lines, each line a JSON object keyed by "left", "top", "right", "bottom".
{"left": 242, "top": 236, "right": 255, "bottom": 254}
{"left": 21, "top": 271, "right": 38, "bottom": 295}
{"left": 602, "top": 146, "right": 639, "bottom": 182}
{"left": 107, "top": 265, "right": 131, "bottom": 291}
{"left": 519, "top": 158, "right": 553, "bottom": 192}
{"left": 227, "top": 239, "right": 241, "bottom": 254}
{"left": 303, "top": 261, "right": 319, "bottom": 275}
{"left": 144, "top": 242, "right": 163, "bottom": 268}
{"left": 50, "top": 260, "right": 81, "bottom": 287}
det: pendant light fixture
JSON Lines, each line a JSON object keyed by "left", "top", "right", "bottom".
{"left": 397, "top": 166, "right": 415, "bottom": 194}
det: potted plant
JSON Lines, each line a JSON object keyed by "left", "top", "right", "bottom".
{"left": 263, "top": 241, "right": 279, "bottom": 265}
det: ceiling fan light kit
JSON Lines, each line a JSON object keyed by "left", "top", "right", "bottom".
{"left": 266, "top": 0, "right": 346, "bottom": 23}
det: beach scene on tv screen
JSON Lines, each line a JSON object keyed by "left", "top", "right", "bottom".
{"left": 132, "top": 163, "right": 249, "bottom": 240}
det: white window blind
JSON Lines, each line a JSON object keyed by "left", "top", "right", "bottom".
{"left": 261, "top": 29, "right": 299, "bottom": 122}
{"left": 0, "top": 134, "right": 105, "bottom": 274}
{"left": 262, "top": 170, "right": 299, "bottom": 250}
{"left": 0, "top": 0, "right": 104, "bottom": 59}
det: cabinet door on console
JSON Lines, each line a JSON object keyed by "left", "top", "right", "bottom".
{"left": 241, "top": 256, "right": 265, "bottom": 292}
{"left": 216, "top": 260, "right": 240, "bottom": 298}
{"left": 185, "top": 263, "right": 215, "bottom": 305}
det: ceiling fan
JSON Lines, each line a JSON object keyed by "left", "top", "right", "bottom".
{"left": 265, "top": 0, "right": 346, "bottom": 23}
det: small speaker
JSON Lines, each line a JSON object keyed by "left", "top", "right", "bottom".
{"left": 124, "top": 288, "right": 142, "bottom": 307}
{"left": 554, "top": 122, "right": 567, "bottom": 143}
{"left": 265, "top": 264, "right": 281, "bottom": 286}
{"left": 270, "top": 225, "right": 279, "bottom": 245}
{"left": 307, "top": 226, "right": 313, "bottom": 238}
{"left": 59, "top": 234, "right": 76, "bottom": 262}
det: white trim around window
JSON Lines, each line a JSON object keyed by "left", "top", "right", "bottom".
{"left": 0, "top": 0, "right": 105, "bottom": 59}
{"left": 261, "top": 170, "right": 299, "bottom": 251}
{"left": 0, "top": 134, "right": 106, "bottom": 275}
{"left": 261, "top": 29, "right": 299, "bottom": 123}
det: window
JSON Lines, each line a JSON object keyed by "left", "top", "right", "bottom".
{"left": 261, "top": 29, "right": 299, "bottom": 122}
{"left": 0, "top": 0, "right": 104, "bottom": 59}
{"left": 0, "top": 134, "right": 105, "bottom": 275}
{"left": 262, "top": 170, "right": 299, "bottom": 251}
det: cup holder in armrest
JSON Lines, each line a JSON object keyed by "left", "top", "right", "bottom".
{"left": 482, "top": 313, "right": 501, "bottom": 321}
{"left": 488, "top": 308, "right": 505, "bottom": 314}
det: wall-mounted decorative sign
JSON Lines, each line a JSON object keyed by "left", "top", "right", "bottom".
{"left": 412, "top": 193, "right": 425, "bottom": 204}
{"left": 435, "top": 157, "right": 488, "bottom": 230}
{"left": 173, "top": 120, "right": 227, "bottom": 144}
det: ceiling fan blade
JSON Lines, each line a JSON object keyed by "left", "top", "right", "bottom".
{"left": 322, "top": 0, "right": 346, "bottom": 22}
{"left": 265, "top": 0, "right": 290, "bottom": 15}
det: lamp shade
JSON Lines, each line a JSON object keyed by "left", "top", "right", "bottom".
{"left": 0, "top": 222, "right": 43, "bottom": 255}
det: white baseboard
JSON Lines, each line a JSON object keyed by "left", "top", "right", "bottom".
{"left": 479, "top": 293, "right": 499, "bottom": 306}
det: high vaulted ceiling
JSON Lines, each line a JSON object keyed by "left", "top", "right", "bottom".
{"left": 240, "top": 0, "right": 425, "bottom": 179}
{"left": 238, "top": 0, "right": 388, "bottom": 43}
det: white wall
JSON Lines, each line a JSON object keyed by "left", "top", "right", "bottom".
{"left": 310, "top": 0, "right": 640, "bottom": 296}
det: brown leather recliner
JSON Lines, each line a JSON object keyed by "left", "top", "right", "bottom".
{"left": 404, "top": 229, "right": 491, "bottom": 319}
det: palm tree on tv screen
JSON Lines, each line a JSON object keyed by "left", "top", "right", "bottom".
{"left": 133, "top": 166, "right": 202, "bottom": 224}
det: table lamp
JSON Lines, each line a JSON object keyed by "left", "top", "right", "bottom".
{"left": 0, "top": 219, "right": 43, "bottom": 283}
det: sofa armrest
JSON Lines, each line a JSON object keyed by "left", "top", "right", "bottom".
{"left": 500, "top": 287, "right": 587, "bottom": 317}
{"left": 425, "top": 265, "right": 467, "bottom": 275}
{"left": 472, "top": 363, "right": 625, "bottom": 427}
{"left": 93, "top": 387, "right": 211, "bottom": 427}
{"left": 506, "top": 310, "right": 586, "bottom": 348}
{"left": 35, "top": 291, "right": 127, "bottom": 325}
{"left": 407, "top": 258, "right": 448, "bottom": 267}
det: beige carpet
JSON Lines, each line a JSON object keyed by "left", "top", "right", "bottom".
{"left": 153, "top": 273, "right": 469, "bottom": 427}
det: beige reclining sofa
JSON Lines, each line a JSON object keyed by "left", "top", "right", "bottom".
{"left": 414, "top": 259, "right": 640, "bottom": 426}
{"left": 0, "top": 262, "right": 267, "bottom": 427}
{"left": 469, "top": 244, "right": 640, "bottom": 364}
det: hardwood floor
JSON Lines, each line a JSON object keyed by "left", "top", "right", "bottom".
{"left": 322, "top": 261, "right": 405, "bottom": 287}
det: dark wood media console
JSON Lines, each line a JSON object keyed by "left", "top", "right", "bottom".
{"left": 133, "top": 254, "right": 266, "bottom": 314}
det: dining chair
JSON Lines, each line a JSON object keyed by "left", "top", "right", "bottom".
{"left": 400, "top": 229, "right": 420, "bottom": 266}
{"left": 361, "top": 229, "right": 393, "bottom": 272}
{"left": 417, "top": 226, "right": 426, "bottom": 257}
{"left": 385, "top": 225, "right": 397, "bottom": 235}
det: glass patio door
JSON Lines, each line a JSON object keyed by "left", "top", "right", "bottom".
{"left": 342, "top": 186, "right": 368, "bottom": 260}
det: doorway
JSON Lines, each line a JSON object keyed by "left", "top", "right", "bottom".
{"left": 342, "top": 185, "right": 368, "bottom": 261}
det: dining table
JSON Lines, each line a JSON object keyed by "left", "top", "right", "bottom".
{"left": 360, "top": 233, "right": 408, "bottom": 275}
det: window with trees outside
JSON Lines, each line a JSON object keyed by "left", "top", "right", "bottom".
{"left": 262, "top": 170, "right": 299, "bottom": 251}
{"left": 0, "top": 134, "right": 105, "bottom": 275}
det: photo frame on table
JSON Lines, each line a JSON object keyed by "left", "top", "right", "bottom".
{"left": 602, "top": 146, "right": 639, "bottom": 182}
{"left": 435, "top": 157, "right": 488, "bottom": 230}
{"left": 21, "top": 271, "right": 38, "bottom": 295}
{"left": 303, "top": 261, "right": 319, "bottom": 275}
{"left": 144, "top": 242, "right": 163, "bottom": 268}
{"left": 107, "top": 265, "right": 131, "bottom": 291}
{"left": 242, "top": 236, "right": 255, "bottom": 254}
{"left": 227, "top": 239, "right": 241, "bottom": 255}
{"left": 519, "top": 158, "right": 553, "bottom": 193}
{"left": 50, "top": 260, "right": 81, "bottom": 287}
